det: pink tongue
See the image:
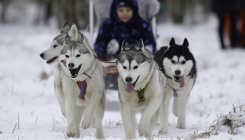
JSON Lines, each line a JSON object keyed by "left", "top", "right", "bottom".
{"left": 179, "top": 76, "right": 185, "bottom": 88}
{"left": 126, "top": 83, "right": 134, "bottom": 93}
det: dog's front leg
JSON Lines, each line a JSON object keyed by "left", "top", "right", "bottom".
{"left": 65, "top": 96, "right": 83, "bottom": 138}
{"left": 120, "top": 103, "right": 135, "bottom": 139}
{"left": 177, "top": 93, "right": 189, "bottom": 129}
{"left": 139, "top": 96, "right": 161, "bottom": 138}
{"left": 82, "top": 90, "right": 101, "bottom": 129}
{"left": 54, "top": 67, "right": 66, "bottom": 117}
{"left": 159, "top": 86, "right": 173, "bottom": 134}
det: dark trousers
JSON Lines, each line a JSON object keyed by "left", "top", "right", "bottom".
{"left": 217, "top": 12, "right": 239, "bottom": 49}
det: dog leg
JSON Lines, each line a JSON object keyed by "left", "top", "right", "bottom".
{"left": 132, "top": 112, "right": 137, "bottom": 130}
{"left": 93, "top": 104, "right": 104, "bottom": 139}
{"left": 159, "top": 86, "right": 173, "bottom": 134}
{"left": 65, "top": 97, "right": 83, "bottom": 138}
{"left": 177, "top": 94, "right": 189, "bottom": 129}
{"left": 173, "top": 97, "right": 178, "bottom": 117}
{"left": 139, "top": 96, "right": 161, "bottom": 137}
{"left": 82, "top": 90, "right": 101, "bottom": 129}
{"left": 146, "top": 111, "right": 158, "bottom": 140}
{"left": 54, "top": 67, "right": 66, "bottom": 117}
{"left": 120, "top": 103, "right": 135, "bottom": 139}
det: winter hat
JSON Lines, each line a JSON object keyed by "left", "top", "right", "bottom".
{"left": 116, "top": 1, "right": 134, "bottom": 10}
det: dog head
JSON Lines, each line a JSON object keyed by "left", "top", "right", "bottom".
{"left": 40, "top": 22, "right": 70, "bottom": 64}
{"left": 59, "top": 24, "right": 94, "bottom": 79}
{"left": 163, "top": 37, "right": 195, "bottom": 88}
{"left": 117, "top": 40, "right": 153, "bottom": 93}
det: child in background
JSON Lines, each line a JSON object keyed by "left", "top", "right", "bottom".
{"left": 94, "top": 0, "right": 156, "bottom": 61}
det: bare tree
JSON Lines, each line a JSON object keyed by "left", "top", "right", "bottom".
{"left": 0, "top": 0, "right": 9, "bottom": 24}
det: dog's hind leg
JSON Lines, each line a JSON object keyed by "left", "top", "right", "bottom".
{"left": 159, "top": 86, "right": 173, "bottom": 134}
{"left": 120, "top": 103, "right": 135, "bottom": 139}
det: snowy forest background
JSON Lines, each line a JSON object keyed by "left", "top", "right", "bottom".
{"left": 0, "top": 0, "right": 211, "bottom": 28}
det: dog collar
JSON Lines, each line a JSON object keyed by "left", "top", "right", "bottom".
{"left": 136, "top": 88, "right": 146, "bottom": 103}
{"left": 77, "top": 81, "right": 87, "bottom": 100}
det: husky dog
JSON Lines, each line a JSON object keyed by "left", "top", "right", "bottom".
{"left": 154, "top": 38, "right": 197, "bottom": 133}
{"left": 40, "top": 22, "right": 70, "bottom": 64}
{"left": 117, "top": 40, "right": 166, "bottom": 139}
{"left": 57, "top": 24, "right": 105, "bottom": 138}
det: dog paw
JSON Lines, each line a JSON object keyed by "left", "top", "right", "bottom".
{"left": 66, "top": 129, "right": 80, "bottom": 138}
{"left": 138, "top": 127, "right": 148, "bottom": 137}
{"left": 159, "top": 126, "right": 168, "bottom": 134}
{"left": 138, "top": 119, "right": 150, "bottom": 137}
{"left": 177, "top": 123, "right": 186, "bottom": 129}
{"left": 82, "top": 115, "right": 92, "bottom": 129}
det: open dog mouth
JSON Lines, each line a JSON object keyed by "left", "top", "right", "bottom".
{"left": 69, "top": 64, "right": 82, "bottom": 78}
{"left": 46, "top": 56, "right": 58, "bottom": 64}
{"left": 174, "top": 75, "right": 185, "bottom": 88}
{"left": 126, "top": 75, "right": 140, "bottom": 93}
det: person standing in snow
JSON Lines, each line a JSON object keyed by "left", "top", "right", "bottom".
{"left": 211, "top": 0, "right": 240, "bottom": 49}
{"left": 94, "top": 0, "right": 157, "bottom": 61}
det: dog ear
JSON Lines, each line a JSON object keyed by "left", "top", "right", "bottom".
{"left": 77, "top": 33, "right": 85, "bottom": 43}
{"left": 169, "top": 37, "right": 175, "bottom": 47}
{"left": 182, "top": 38, "right": 189, "bottom": 48}
{"left": 60, "top": 22, "right": 71, "bottom": 33}
{"left": 64, "top": 35, "right": 72, "bottom": 44}
{"left": 137, "top": 39, "right": 145, "bottom": 51}
{"left": 121, "top": 39, "right": 128, "bottom": 52}
{"left": 68, "top": 24, "right": 79, "bottom": 41}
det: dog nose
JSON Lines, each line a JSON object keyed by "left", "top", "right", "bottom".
{"left": 125, "top": 77, "right": 132, "bottom": 83}
{"left": 68, "top": 63, "right": 74, "bottom": 68}
{"left": 175, "top": 70, "right": 181, "bottom": 75}
{"left": 40, "top": 53, "right": 44, "bottom": 58}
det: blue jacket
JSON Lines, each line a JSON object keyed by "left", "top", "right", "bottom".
{"left": 94, "top": 0, "right": 156, "bottom": 60}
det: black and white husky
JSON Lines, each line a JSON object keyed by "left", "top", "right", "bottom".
{"left": 154, "top": 38, "right": 197, "bottom": 133}
{"left": 117, "top": 40, "right": 166, "bottom": 139}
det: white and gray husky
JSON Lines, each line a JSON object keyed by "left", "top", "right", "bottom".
{"left": 117, "top": 40, "right": 166, "bottom": 139}
{"left": 40, "top": 23, "right": 105, "bottom": 138}
{"left": 154, "top": 38, "right": 197, "bottom": 133}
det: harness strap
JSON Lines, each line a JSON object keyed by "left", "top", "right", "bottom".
{"left": 94, "top": 55, "right": 119, "bottom": 74}
{"left": 94, "top": 55, "right": 117, "bottom": 64}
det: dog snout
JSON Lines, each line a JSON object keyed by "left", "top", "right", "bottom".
{"left": 125, "top": 77, "right": 132, "bottom": 83}
{"left": 68, "top": 63, "right": 74, "bottom": 68}
{"left": 40, "top": 53, "right": 44, "bottom": 58}
{"left": 175, "top": 70, "right": 181, "bottom": 75}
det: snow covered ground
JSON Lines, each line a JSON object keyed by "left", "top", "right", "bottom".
{"left": 0, "top": 16, "right": 245, "bottom": 140}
